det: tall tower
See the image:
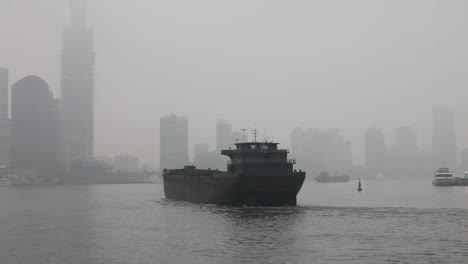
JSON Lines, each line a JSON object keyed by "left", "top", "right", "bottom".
{"left": 61, "top": 0, "right": 95, "bottom": 161}
{"left": 432, "top": 106, "right": 456, "bottom": 170}
{"left": 159, "top": 115, "right": 189, "bottom": 170}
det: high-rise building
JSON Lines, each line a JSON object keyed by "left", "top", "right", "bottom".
{"left": 11, "top": 76, "right": 61, "bottom": 178}
{"left": 291, "top": 127, "right": 352, "bottom": 175}
{"left": 432, "top": 106, "right": 456, "bottom": 170}
{"left": 160, "top": 114, "right": 189, "bottom": 170}
{"left": 61, "top": 0, "right": 95, "bottom": 162}
{"left": 216, "top": 120, "right": 233, "bottom": 152}
{"left": 0, "top": 68, "right": 8, "bottom": 120}
{"left": 459, "top": 149, "right": 468, "bottom": 173}
{"left": 0, "top": 119, "right": 11, "bottom": 166}
{"left": 364, "top": 128, "right": 386, "bottom": 174}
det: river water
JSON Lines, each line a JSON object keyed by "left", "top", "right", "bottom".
{"left": 0, "top": 179, "right": 467, "bottom": 264}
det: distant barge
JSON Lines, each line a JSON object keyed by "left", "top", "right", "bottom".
{"left": 315, "top": 172, "right": 350, "bottom": 183}
{"left": 163, "top": 141, "right": 306, "bottom": 206}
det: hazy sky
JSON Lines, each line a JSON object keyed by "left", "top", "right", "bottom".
{"left": 1, "top": 0, "right": 468, "bottom": 167}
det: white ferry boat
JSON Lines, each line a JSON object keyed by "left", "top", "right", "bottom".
{"left": 432, "top": 167, "right": 455, "bottom": 186}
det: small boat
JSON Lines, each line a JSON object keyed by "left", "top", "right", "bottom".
{"left": 432, "top": 168, "right": 456, "bottom": 186}
{"left": 357, "top": 178, "right": 362, "bottom": 192}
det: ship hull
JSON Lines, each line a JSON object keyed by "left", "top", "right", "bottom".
{"left": 432, "top": 177, "right": 468, "bottom": 186}
{"left": 163, "top": 171, "right": 306, "bottom": 206}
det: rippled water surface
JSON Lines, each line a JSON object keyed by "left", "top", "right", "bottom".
{"left": 1, "top": 179, "right": 468, "bottom": 264}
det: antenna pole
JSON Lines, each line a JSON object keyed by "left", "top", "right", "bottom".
{"left": 253, "top": 128, "right": 258, "bottom": 142}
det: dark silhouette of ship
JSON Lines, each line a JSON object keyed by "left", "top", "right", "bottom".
{"left": 162, "top": 141, "right": 306, "bottom": 206}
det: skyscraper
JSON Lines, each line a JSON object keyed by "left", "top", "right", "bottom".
{"left": 11, "top": 76, "right": 61, "bottom": 178}
{"left": 160, "top": 114, "right": 189, "bottom": 170}
{"left": 216, "top": 120, "right": 233, "bottom": 152}
{"left": 364, "top": 128, "right": 386, "bottom": 174}
{"left": 432, "top": 106, "right": 456, "bottom": 170}
{"left": 61, "top": 0, "right": 95, "bottom": 161}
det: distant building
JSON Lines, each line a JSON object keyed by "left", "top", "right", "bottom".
{"left": 0, "top": 119, "right": 11, "bottom": 166}
{"left": 95, "top": 156, "right": 114, "bottom": 168}
{"left": 61, "top": 0, "right": 95, "bottom": 162}
{"left": 364, "top": 128, "right": 386, "bottom": 174}
{"left": 432, "top": 106, "right": 456, "bottom": 170}
{"left": 216, "top": 120, "right": 233, "bottom": 152}
{"left": 11, "top": 76, "right": 62, "bottom": 179}
{"left": 386, "top": 126, "right": 419, "bottom": 178}
{"left": 0, "top": 68, "right": 8, "bottom": 119}
{"left": 114, "top": 154, "right": 139, "bottom": 172}
{"left": 458, "top": 149, "right": 468, "bottom": 173}
{"left": 160, "top": 114, "right": 189, "bottom": 170}
{"left": 291, "top": 127, "right": 352, "bottom": 175}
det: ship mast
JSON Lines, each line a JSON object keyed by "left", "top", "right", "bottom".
{"left": 253, "top": 128, "right": 259, "bottom": 142}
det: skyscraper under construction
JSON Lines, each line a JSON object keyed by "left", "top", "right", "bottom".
{"left": 61, "top": 0, "right": 95, "bottom": 162}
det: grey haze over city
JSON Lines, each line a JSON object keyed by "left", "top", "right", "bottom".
{"left": 1, "top": 0, "right": 468, "bottom": 168}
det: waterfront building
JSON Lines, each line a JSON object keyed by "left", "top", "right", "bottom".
{"left": 61, "top": 0, "right": 95, "bottom": 162}
{"left": 114, "top": 154, "right": 140, "bottom": 172}
{"left": 364, "top": 128, "right": 386, "bottom": 174}
{"left": 432, "top": 106, "right": 456, "bottom": 170}
{"left": 11, "top": 76, "right": 61, "bottom": 179}
{"left": 160, "top": 114, "right": 189, "bottom": 170}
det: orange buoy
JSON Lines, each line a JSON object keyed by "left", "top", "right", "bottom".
{"left": 357, "top": 178, "right": 363, "bottom": 192}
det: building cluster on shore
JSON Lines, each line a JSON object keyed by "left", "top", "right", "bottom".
{"left": 0, "top": 1, "right": 465, "bottom": 183}
{"left": 0, "top": 1, "right": 147, "bottom": 183}
{"left": 160, "top": 107, "right": 463, "bottom": 180}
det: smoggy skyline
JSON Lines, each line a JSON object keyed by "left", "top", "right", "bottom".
{"left": 1, "top": 0, "right": 468, "bottom": 167}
